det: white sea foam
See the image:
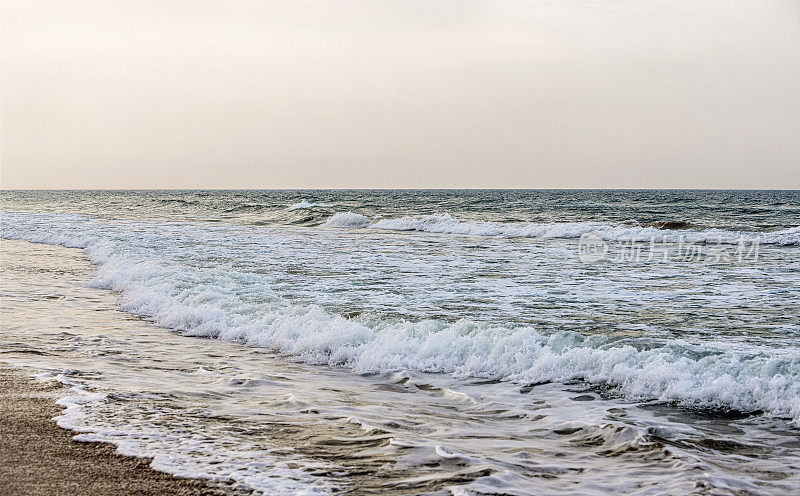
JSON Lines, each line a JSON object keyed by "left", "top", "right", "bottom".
{"left": 3, "top": 212, "right": 800, "bottom": 425}
{"left": 324, "top": 212, "right": 371, "bottom": 228}
{"left": 77, "top": 269, "right": 800, "bottom": 424}
{"left": 327, "top": 212, "right": 800, "bottom": 245}
{"left": 49, "top": 377, "right": 335, "bottom": 495}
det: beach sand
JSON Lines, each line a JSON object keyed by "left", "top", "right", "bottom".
{"left": 0, "top": 364, "right": 247, "bottom": 496}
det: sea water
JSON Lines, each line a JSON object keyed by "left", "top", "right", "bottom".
{"left": 1, "top": 189, "right": 799, "bottom": 494}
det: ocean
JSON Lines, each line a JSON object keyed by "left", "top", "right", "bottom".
{"left": 1, "top": 189, "right": 799, "bottom": 495}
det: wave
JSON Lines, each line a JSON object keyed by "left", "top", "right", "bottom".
{"left": 282, "top": 210, "right": 337, "bottom": 227}
{"left": 288, "top": 200, "right": 332, "bottom": 211}
{"left": 224, "top": 206, "right": 332, "bottom": 226}
{"left": 160, "top": 198, "right": 199, "bottom": 206}
{"left": 2, "top": 212, "right": 799, "bottom": 425}
{"left": 75, "top": 252, "right": 800, "bottom": 425}
{"left": 621, "top": 219, "right": 697, "bottom": 230}
{"left": 325, "top": 212, "right": 371, "bottom": 228}
{"left": 326, "top": 212, "right": 800, "bottom": 245}
{"left": 219, "top": 200, "right": 333, "bottom": 217}
{"left": 221, "top": 203, "right": 271, "bottom": 213}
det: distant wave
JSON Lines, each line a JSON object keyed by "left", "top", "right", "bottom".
{"left": 325, "top": 212, "right": 800, "bottom": 245}
{"left": 222, "top": 203, "right": 270, "bottom": 213}
{"left": 219, "top": 202, "right": 334, "bottom": 225}
{"left": 288, "top": 200, "right": 332, "bottom": 211}
{"left": 641, "top": 220, "right": 696, "bottom": 230}
{"left": 160, "top": 198, "right": 199, "bottom": 206}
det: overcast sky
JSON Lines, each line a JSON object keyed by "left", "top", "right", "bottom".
{"left": 1, "top": 0, "right": 799, "bottom": 189}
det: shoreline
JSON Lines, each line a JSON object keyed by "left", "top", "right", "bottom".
{"left": 0, "top": 364, "right": 248, "bottom": 496}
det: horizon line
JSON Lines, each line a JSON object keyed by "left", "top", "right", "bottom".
{"left": 2, "top": 187, "right": 800, "bottom": 192}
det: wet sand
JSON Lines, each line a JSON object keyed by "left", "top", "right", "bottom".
{"left": 0, "top": 364, "right": 246, "bottom": 496}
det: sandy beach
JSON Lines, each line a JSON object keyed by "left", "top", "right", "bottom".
{"left": 0, "top": 364, "right": 246, "bottom": 496}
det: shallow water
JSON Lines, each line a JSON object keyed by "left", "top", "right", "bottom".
{"left": 1, "top": 190, "right": 799, "bottom": 494}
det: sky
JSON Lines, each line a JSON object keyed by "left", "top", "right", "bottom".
{"left": 1, "top": 0, "right": 799, "bottom": 189}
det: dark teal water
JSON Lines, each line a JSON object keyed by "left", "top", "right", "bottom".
{"left": 3, "top": 189, "right": 799, "bottom": 230}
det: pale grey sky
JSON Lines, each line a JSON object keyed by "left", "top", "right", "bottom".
{"left": 1, "top": 0, "right": 799, "bottom": 189}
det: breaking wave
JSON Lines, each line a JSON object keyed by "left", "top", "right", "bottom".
{"left": 326, "top": 212, "right": 800, "bottom": 245}
{"left": 325, "top": 212, "right": 371, "bottom": 228}
{"left": 2, "top": 212, "right": 799, "bottom": 425}
{"left": 65, "top": 248, "right": 800, "bottom": 425}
